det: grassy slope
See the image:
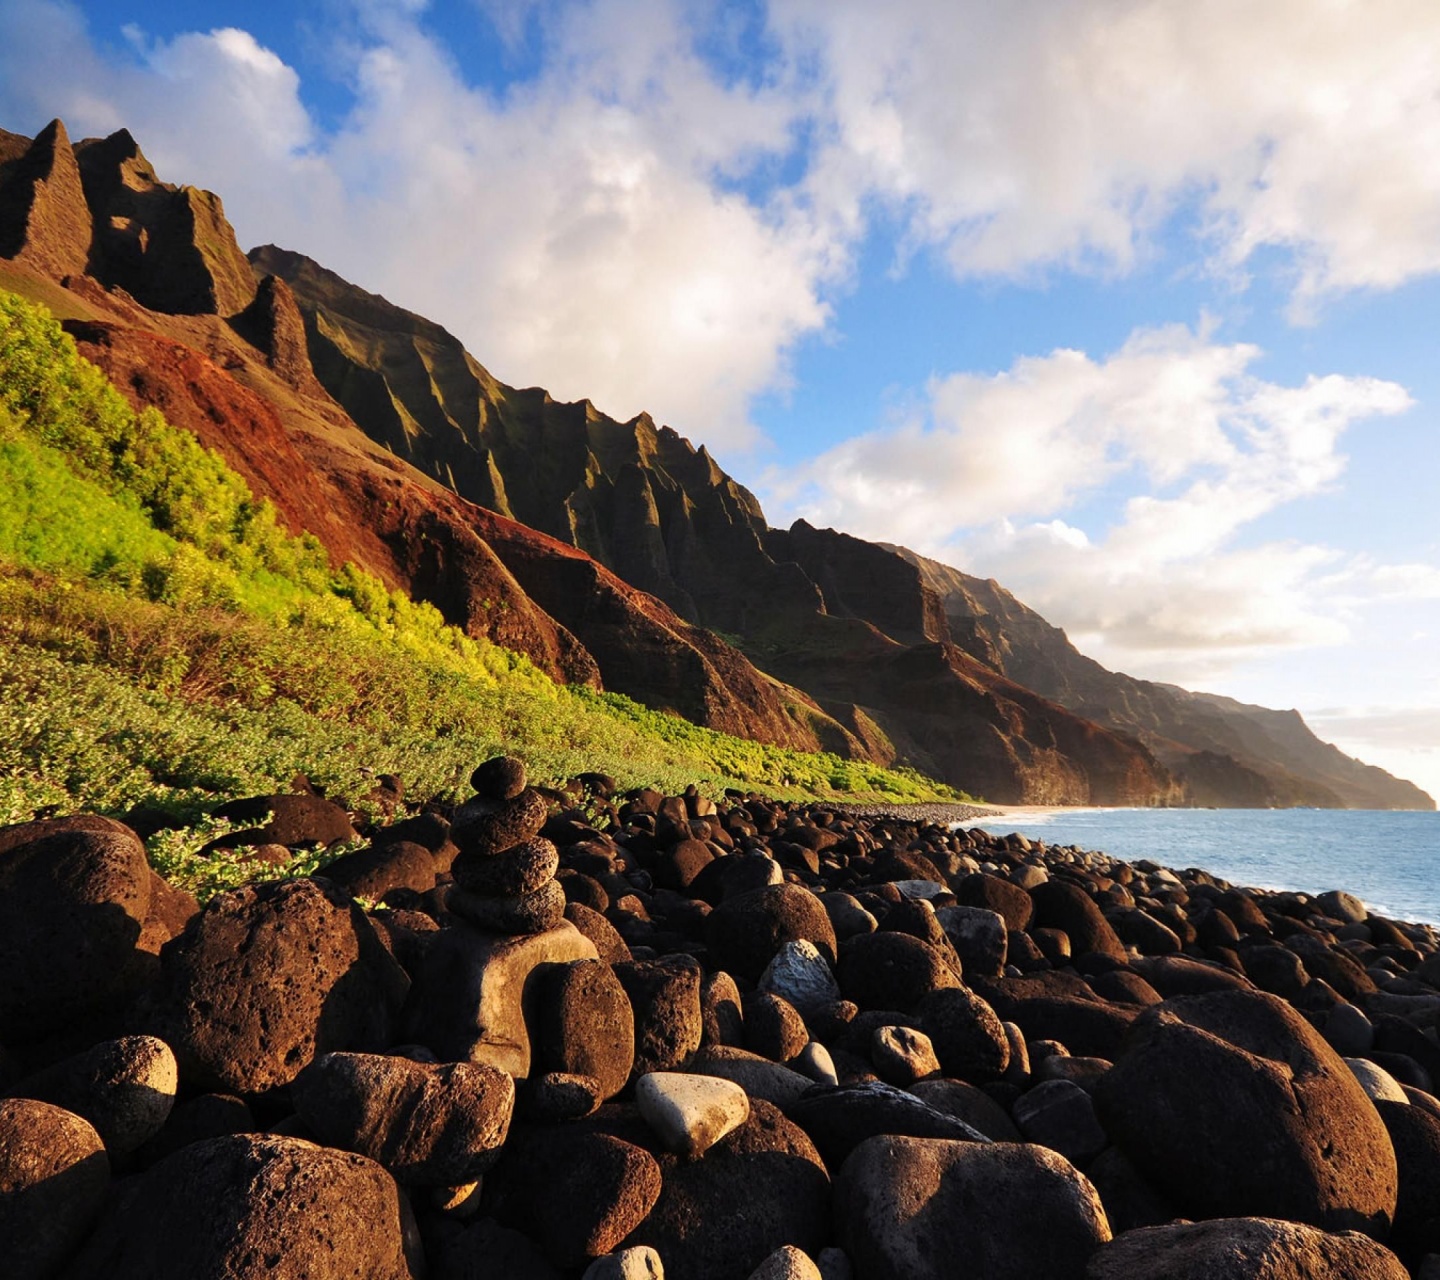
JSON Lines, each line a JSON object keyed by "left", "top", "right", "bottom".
{"left": 0, "top": 289, "right": 964, "bottom": 868}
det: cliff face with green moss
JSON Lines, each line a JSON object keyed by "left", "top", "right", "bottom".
{"left": 2, "top": 117, "right": 1430, "bottom": 809}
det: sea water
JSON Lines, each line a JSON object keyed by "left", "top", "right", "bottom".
{"left": 971, "top": 808, "right": 1440, "bottom": 926}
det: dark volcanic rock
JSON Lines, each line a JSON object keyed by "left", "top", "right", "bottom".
{"left": 0, "top": 1097, "right": 110, "bottom": 1280}
{"left": 291, "top": 1051, "right": 514, "bottom": 1184}
{"left": 789, "top": 1080, "right": 988, "bottom": 1171}
{"left": 836, "top": 931, "right": 962, "bottom": 1013}
{"left": 623, "top": 1099, "right": 831, "bottom": 1280}
{"left": 453, "top": 837, "right": 560, "bottom": 897}
{"left": 451, "top": 789, "right": 549, "bottom": 858}
{"left": 471, "top": 755, "right": 528, "bottom": 801}
{"left": 837, "top": 1135, "right": 1111, "bottom": 1280}
{"left": 1030, "top": 878, "right": 1128, "bottom": 963}
{"left": 917, "top": 986, "right": 1011, "bottom": 1082}
{"left": 322, "top": 840, "right": 437, "bottom": 902}
{"left": 1094, "top": 989, "right": 1398, "bottom": 1234}
{"left": 1376, "top": 1098, "right": 1440, "bottom": 1264}
{"left": 531, "top": 958, "right": 636, "bottom": 1100}
{"left": 706, "top": 884, "right": 838, "bottom": 982}
{"left": 614, "top": 955, "right": 704, "bottom": 1075}
{"left": 65, "top": 1134, "right": 417, "bottom": 1278}
{"left": 487, "top": 1125, "right": 662, "bottom": 1266}
{"left": 0, "top": 814, "right": 152, "bottom": 1041}
{"left": 210, "top": 792, "right": 357, "bottom": 849}
{"left": 1084, "top": 1216, "right": 1408, "bottom": 1279}
{"left": 5, "top": 1034, "right": 176, "bottom": 1156}
{"left": 957, "top": 873, "right": 1035, "bottom": 931}
{"left": 138, "top": 876, "right": 410, "bottom": 1093}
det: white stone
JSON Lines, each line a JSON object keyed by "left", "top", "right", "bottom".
{"left": 1344, "top": 1056, "right": 1410, "bottom": 1104}
{"left": 759, "top": 939, "right": 839, "bottom": 1018}
{"left": 892, "top": 879, "right": 947, "bottom": 900}
{"left": 583, "top": 1245, "right": 665, "bottom": 1280}
{"left": 748, "top": 1244, "right": 823, "bottom": 1280}
{"left": 636, "top": 1071, "right": 750, "bottom": 1158}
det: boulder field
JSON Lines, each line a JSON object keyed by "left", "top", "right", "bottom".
{"left": 3, "top": 760, "right": 1440, "bottom": 1279}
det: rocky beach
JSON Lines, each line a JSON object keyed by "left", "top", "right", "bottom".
{"left": 4, "top": 758, "right": 1440, "bottom": 1279}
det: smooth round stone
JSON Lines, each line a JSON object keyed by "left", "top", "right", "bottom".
{"left": 760, "top": 939, "right": 841, "bottom": 1018}
{"left": 582, "top": 1246, "right": 665, "bottom": 1280}
{"left": 470, "top": 756, "right": 527, "bottom": 801}
{"left": 795, "top": 1041, "right": 839, "bottom": 1087}
{"left": 635, "top": 1071, "right": 751, "bottom": 1159}
{"left": 450, "top": 879, "right": 566, "bottom": 935}
{"left": 1346, "top": 1057, "right": 1410, "bottom": 1104}
{"left": 453, "top": 837, "right": 559, "bottom": 897}
{"left": 1324, "top": 1004, "right": 1375, "bottom": 1056}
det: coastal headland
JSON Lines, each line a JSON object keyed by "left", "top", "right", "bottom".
{"left": 3, "top": 757, "right": 1438, "bottom": 1278}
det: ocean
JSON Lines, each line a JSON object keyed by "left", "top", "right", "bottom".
{"left": 969, "top": 808, "right": 1440, "bottom": 927}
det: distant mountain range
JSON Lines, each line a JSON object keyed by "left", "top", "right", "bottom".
{"left": 1, "top": 117, "right": 1430, "bottom": 809}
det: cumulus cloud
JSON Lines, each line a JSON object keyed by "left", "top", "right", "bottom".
{"left": 778, "top": 0, "right": 1440, "bottom": 312}
{"left": 764, "top": 322, "right": 1417, "bottom": 674}
{"left": 2, "top": 0, "right": 1439, "bottom": 450}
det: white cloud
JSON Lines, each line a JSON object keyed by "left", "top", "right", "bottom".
{"left": 2, "top": 0, "right": 1439, "bottom": 451}
{"left": 764, "top": 322, "right": 1418, "bottom": 673}
{"left": 776, "top": 0, "right": 1440, "bottom": 309}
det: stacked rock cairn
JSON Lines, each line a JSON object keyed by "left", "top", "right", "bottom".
{"left": 448, "top": 756, "right": 564, "bottom": 936}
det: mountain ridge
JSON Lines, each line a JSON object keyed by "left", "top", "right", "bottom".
{"left": 1, "top": 117, "right": 1429, "bottom": 809}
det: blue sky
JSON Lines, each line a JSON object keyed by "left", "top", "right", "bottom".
{"left": 1, "top": 0, "right": 1438, "bottom": 798}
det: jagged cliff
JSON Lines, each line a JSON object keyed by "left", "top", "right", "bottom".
{"left": 1, "top": 118, "right": 1429, "bottom": 808}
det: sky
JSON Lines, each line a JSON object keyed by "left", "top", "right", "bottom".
{"left": 1, "top": 0, "right": 1438, "bottom": 800}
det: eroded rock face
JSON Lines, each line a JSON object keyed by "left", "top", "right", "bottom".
{"left": 0, "top": 118, "right": 92, "bottom": 277}
{"left": 138, "top": 877, "right": 410, "bottom": 1093}
{"left": 291, "top": 1052, "right": 514, "bottom": 1185}
{"left": 65, "top": 1134, "right": 418, "bottom": 1279}
{"left": 1094, "top": 990, "right": 1399, "bottom": 1235}
{"left": 0, "top": 815, "right": 152, "bottom": 1042}
{"left": 1084, "top": 1217, "right": 1408, "bottom": 1279}
{"left": 836, "top": 1136, "right": 1111, "bottom": 1280}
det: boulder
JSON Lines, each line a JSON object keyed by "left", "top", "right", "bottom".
{"left": 837, "top": 1135, "right": 1111, "bottom": 1280}
{"left": 743, "top": 990, "right": 809, "bottom": 1063}
{"left": 435, "top": 1216, "right": 560, "bottom": 1280}
{"left": 531, "top": 958, "right": 636, "bottom": 1100}
{"left": 836, "top": 932, "right": 962, "bottom": 1013}
{"left": 292, "top": 1052, "right": 514, "bottom": 1184}
{"left": 707, "top": 884, "right": 838, "bottom": 982}
{"left": 759, "top": 940, "right": 841, "bottom": 1019}
{"left": 210, "top": 792, "right": 356, "bottom": 849}
{"left": 583, "top": 1247, "right": 665, "bottom": 1279}
{"left": 404, "top": 919, "right": 597, "bottom": 1076}
{"left": 450, "top": 879, "right": 567, "bottom": 935}
{"left": 748, "top": 1245, "right": 823, "bottom": 1280}
{"left": 471, "top": 755, "right": 528, "bottom": 801}
{"left": 871, "top": 1026, "right": 940, "bottom": 1086}
{"left": 1012, "top": 1079, "right": 1108, "bottom": 1166}
{"left": 567, "top": 902, "right": 632, "bottom": 964}
{"left": 0, "top": 815, "right": 152, "bottom": 1041}
{"left": 909, "top": 1078, "right": 1023, "bottom": 1142}
{"left": 6, "top": 1034, "right": 176, "bottom": 1155}
{"left": 934, "top": 905, "right": 1008, "bottom": 978}
{"left": 956, "top": 874, "right": 1034, "bottom": 932}
{"left": 1084, "top": 1217, "right": 1408, "bottom": 1279}
{"left": 0, "top": 1098, "right": 110, "bottom": 1280}
{"left": 66, "top": 1134, "right": 417, "bottom": 1278}
{"left": 1376, "top": 1098, "right": 1440, "bottom": 1264}
{"left": 139, "top": 877, "right": 409, "bottom": 1093}
{"left": 322, "top": 841, "right": 437, "bottom": 902}
{"left": 687, "top": 1046, "right": 814, "bottom": 1111}
{"left": 917, "top": 987, "right": 1010, "bottom": 1082}
{"left": 624, "top": 1099, "right": 831, "bottom": 1280}
{"left": 1030, "top": 880, "right": 1127, "bottom": 963}
{"left": 1093, "top": 990, "right": 1398, "bottom": 1234}
{"left": 789, "top": 1081, "right": 988, "bottom": 1171}
{"left": 488, "top": 1125, "right": 663, "bottom": 1267}
{"left": 700, "top": 970, "right": 745, "bottom": 1048}
{"left": 615, "top": 955, "right": 704, "bottom": 1076}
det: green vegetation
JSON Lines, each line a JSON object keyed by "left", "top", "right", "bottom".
{"left": 0, "top": 288, "right": 963, "bottom": 881}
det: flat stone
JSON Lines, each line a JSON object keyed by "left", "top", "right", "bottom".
{"left": 450, "top": 879, "right": 566, "bottom": 934}
{"left": 453, "top": 837, "right": 559, "bottom": 897}
{"left": 688, "top": 1046, "right": 814, "bottom": 1110}
{"left": 636, "top": 1070, "right": 751, "bottom": 1158}
{"left": 404, "top": 920, "right": 597, "bottom": 1077}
